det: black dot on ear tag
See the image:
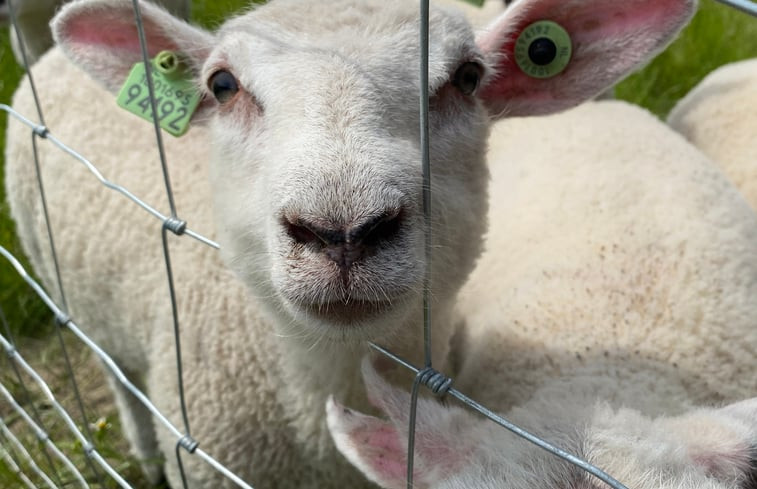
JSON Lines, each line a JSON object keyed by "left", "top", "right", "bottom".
{"left": 515, "top": 20, "right": 572, "bottom": 79}
{"left": 528, "top": 38, "right": 557, "bottom": 66}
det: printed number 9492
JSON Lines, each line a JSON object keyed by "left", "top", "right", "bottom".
{"left": 123, "top": 83, "right": 189, "bottom": 134}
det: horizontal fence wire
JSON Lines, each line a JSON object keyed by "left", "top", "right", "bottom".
{"left": 0, "top": 245, "right": 255, "bottom": 489}
{"left": 0, "top": 381, "right": 89, "bottom": 488}
{"left": 4, "top": 0, "right": 754, "bottom": 488}
{"left": 0, "top": 419, "right": 56, "bottom": 489}
{"left": 368, "top": 343, "right": 630, "bottom": 489}
{"left": 713, "top": 0, "right": 757, "bottom": 17}
{"left": 0, "top": 105, "right": 219, "bottom": 250}
{"left": 0, "top": 444, "right": 37, "bottom": 489}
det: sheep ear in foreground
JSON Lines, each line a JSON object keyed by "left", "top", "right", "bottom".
{"left": 478, "top": 0, "right": 698, "bottom": 117}
{"left": 587, "top": 397, "right": 757, "bottom": 489}
{"left": 330, "top": 391, "right": 757, "bottom": 489}
{"left": 326, "top": 361, "right": 480, "bottom": 489}
{"left": 50, "top": 0, "right": 212, "bottom": 93}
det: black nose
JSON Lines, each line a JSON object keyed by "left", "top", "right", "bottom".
{"left": 284, "top": 208, "right": 403, "bottom": 271}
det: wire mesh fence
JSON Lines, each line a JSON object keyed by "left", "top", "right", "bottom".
{"left": 1, "top": 0, "right": 756, "bottom": 488}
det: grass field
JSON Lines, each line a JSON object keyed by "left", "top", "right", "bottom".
{"left": 1, "top": 0, "right": 756, "bottom": 487}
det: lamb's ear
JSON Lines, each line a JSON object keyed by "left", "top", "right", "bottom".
{"left": 326, "top": 361, "right": 477, "bottom": 489}
{"left": 477, "top": 0, "right": 697, "bottom": 117}
{"left": 51, "top": 0, "right": 213, "bottom": 93}
{"left": 678, "top": 398, "right": 757, "bottom": 485}
{"left": 327, "top": 397, "right": 410, "bottom": 489}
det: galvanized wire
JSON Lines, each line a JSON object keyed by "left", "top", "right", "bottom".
{"left": 0, "top": 380, "right": 90, "bottom": 488}
{"left": 3, "top": 1, "right": 754, "bottom": 488}
{"left": 6, "top": 0, "right": 45, "bottom": 127}
{"left": 0, "top": 245, "right": 255, "bottom": 489}
{"left": 0, "top": 308, "right": 66, "bottom": 487}
{"left": 713, "top": 0, "right": 757, "bottom": 17}
{"left": 406, "top": 2, "right": 432, "bottom": 487}
{"left": 0, "top": 105, "right": 219, "bottom": 249}
{"left": 0, "top": 440, "right": 40, "bottom": 489}
{"left": 369, "top": 343, "right": 631, "bottom": 489}
{"left": 0, "top": 419, "right": 59, "bottom": 489}
{"left": 30, "top": 130, "right": 107, "bottom": 489}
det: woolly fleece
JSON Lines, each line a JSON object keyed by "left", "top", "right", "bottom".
{"left": 668, "top": 58, "right": 757, "bottom": 211}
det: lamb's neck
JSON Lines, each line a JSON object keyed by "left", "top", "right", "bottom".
{"left": 272, "top": 303, "right": 457, "bottom": 456}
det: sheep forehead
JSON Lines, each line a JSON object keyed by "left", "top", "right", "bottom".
{"left": 215, "top": 0, "right": 478, "bottom": 102}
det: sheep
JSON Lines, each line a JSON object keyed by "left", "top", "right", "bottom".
{"left": 0, "top": 0, "right": 189, "bottom": 65}
{"left": 4, "top": 0, "right": 698, "bottom": 487}
{"left": 328, "top": 100, "right": 757, "bottom": 488}
{"left": 328, "top": 362, "right": 757, "bottom": 489}
{"left": 667, "top": 58, "right": 757, "bottom": 211}
{"left": 434, "top": 0, "right": 509, "bottom": 27}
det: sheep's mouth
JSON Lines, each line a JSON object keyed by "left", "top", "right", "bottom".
{"left": 303, "top": 300, "right": 394, "bottom": 324}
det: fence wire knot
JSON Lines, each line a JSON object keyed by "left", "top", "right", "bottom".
{"left": 178, "top": 434, "right": 199, "bottom": 454}
{"left": 83, "top": 442, "right": 95, "bottom": 457}
{"left": 416, "top": 366, "right": 453, "bottom": 396}
{"left": 164, "top": 216, "right": 187, "bottom": 235}
{"left": 32, "top": 124, "right": 49, "bottom": 138}
{"left": 54, "top": 312, "right": 71, "bottom": 326}
{"left": 35, "top": 430, "right": 49, "bottom": 443}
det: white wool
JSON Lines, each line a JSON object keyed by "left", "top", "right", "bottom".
{"left": 328, "top": 101, "right": 757, "bottom": 489}
{"left": 668, "top": 58, "right": 757, "bottom": 211}
{"left": 5, "top": 1, "right": 489, "bottom": 487}
{"left": 5, "top": 0, "right": 699, "bottom": 486}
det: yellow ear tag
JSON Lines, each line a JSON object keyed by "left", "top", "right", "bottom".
{"left": 514, "top": 21, "right": 572, "bottom": 79}
{"left": 116, "top": 51, "right": 201, "bottom": 137}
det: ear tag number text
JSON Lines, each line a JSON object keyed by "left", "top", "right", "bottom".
{"left": 116, "top": 51, "right": 201, "bottom": 137}
{"left": 515, "top": 20, "right": 572, "bottom": 79}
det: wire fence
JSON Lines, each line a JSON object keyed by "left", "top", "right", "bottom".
{"left": 1, "top": 0, "right": 756, "bottom": 488}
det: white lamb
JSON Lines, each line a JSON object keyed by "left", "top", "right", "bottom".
{"left": 435, "top": 0, "right": 509, "bottom": 27}
{"left": 328, "top": 100, "right": 757, "bottom": 488}
{"left": 0, "top": 0, "right": 189, "bottom": 65}
{"left": 668, "top": 58, "right": 757, "bottom": 211}
{"left": 5, "top": 0, "right": 697, "bottom": 487}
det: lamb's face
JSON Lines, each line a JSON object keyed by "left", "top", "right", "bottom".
{"left": 327, "top": 363, "right": 757, "bottom": 489}
{"left": 204, "top": 0, "right": 489, "bottom": 340}
{"left": 52, "top": 0, "right": 697, "bottom": 340}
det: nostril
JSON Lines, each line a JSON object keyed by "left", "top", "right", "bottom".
{"left": 284, "top": 219, "right": 321, "bottom": 245}
{"left": 352, "top": 209, "right": 403, "bottom": 247}
{"left": 284, "top": 217, "right": 347, "bottom": 246}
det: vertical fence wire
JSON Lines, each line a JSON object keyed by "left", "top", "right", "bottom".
{"left": 0, "top": 245, "right": 255, "bottom": 489}
{"left": 405, "top": 1, "right": 432, "bottom": 487}
{"left": 4, "top": 1, "right": 755, "bottom": 488}
{"left": 7, "top": 1, "right": 106, "bottom": 484}
{"left": 29, "top": 131, "right": 107, "bottom": 488}
{"left": 128, "top": 2, "right": 198, "bottom": 486}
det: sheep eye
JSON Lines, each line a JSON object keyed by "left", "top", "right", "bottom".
{"left": 452, "top": 62, "right": 483, "bottom": 96}
{"left": 208, "top": 70, "right": 239, "bottom": 103}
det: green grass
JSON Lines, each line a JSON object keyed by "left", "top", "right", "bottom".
{"left": 0, "top": 0, "right": 756, "bottom": 487}
{"left": 616, "top": 0, "right": 757, "bottom": 116}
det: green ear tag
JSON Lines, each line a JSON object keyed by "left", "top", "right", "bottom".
{"left": 514, "top": 20, "right": 572, "bottom": 79}
{"left": 116, "top": 51, "right": 201, "bottom": 137}
{"left": 457, "top": 0, "right": 485, "bottom": 6}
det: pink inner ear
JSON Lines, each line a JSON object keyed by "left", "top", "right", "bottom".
{"left": 690, "top": 442, "right": 753, "bottom": 479}
{"left": 479, "top": 0, "right": 693, "bottom": 116}
{"left": 64, "top": 11, "right": 179, "bottom": 57}
{"left": 359, "top": 423, "right": 410, "bottom": 482}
